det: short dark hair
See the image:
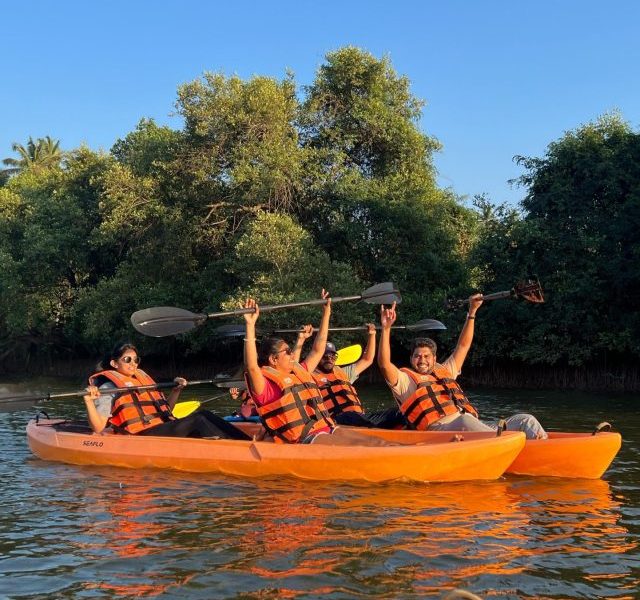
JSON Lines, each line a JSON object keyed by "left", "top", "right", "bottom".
{"left": 410, "top": 337, "right": 437, "bottom": 356}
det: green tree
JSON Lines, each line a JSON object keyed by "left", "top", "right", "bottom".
{"left": 0, "top": 148, "right": 111, "bottom": 363}
{"left": 2, "top": 136, "right": 63, "bottom": 176}
{"left": 173, "top": 72, "right": 305, "bottom": 237}
{"left": 299, "top": 47, "right": 475, "bottom": 327}
{"left": 473, "top": 113, "right": 640, "bottom": 368}
{"left": 111, "top": 118, "right": 181, "bottom": 177}
{"left": 221, "top": 211, "right": 368, "bottom": 343}
{"left": 71, "top": 74, "right": 309, "bottom": 356}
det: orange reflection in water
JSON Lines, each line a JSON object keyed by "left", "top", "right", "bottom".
{"left": 233, "top": 477, "right": 634, "bottom": 598}
{"left": 238, "top": 482, "right": 339, "bottom": 581}
{"left": 403, "top": 477, "right": 634, "bottom": 597}
{"left": 73, "top": 472, "right": 197, "bottom": 597}
{"left": 65, "top": 468, "right": 635, "bottom": 599}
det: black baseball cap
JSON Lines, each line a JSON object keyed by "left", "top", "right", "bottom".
{"left": 324, "top": 342, "right": 337, "bottom": 355}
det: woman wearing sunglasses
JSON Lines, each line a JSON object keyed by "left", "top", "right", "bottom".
{"left": 83, "top": 342, "right": 250, "bottom": 440}
{"left": 242, "top": 294, "right": 399, "bottom": 446}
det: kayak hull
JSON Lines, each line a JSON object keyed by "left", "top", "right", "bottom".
{"left": 505, "top": 431, "right": 622, "bottom": 478}
{"left": 228, "top": 420, "right": 622, "bottom": 479}
{"left": 26, "top": 419, "right": 525, "bottom": 483}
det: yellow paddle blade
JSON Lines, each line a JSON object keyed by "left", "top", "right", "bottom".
{"left": 336, "top": 344, "right": 363, "bottom": 366}
{"left": 172, "top": 400, "right": 201, "bottom": 419}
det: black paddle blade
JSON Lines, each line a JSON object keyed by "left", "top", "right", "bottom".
{"left": 361, "top": 282, "right": 402, "bottom": 305}
{"left": 406, "top": 319, "right": 447, "bottom": 331}
{"left": 444, "top": 277, "right": 545, "bottom": 310}
{"left": 214, "top": 379, "right": 247, "bottom": 390}
{"left": 514, "top": 276, "right": 545, "bottom": 303}
{"left": 130, "top": 307, "right": 207, "bottom": 337}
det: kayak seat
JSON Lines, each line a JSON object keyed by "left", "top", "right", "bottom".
{"left": 50, "top": 420, "right": 95, "bottom": 434}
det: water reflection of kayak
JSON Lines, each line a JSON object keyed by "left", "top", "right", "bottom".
{"left": 223, "top": 416, "right": 622, "bottom": 479}
{"left": 26, "top": 418, "right": 524, "bottom": 483}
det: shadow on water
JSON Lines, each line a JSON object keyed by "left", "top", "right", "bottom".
{"left": 0, "top": 379, "right": 639, "bottom": 598}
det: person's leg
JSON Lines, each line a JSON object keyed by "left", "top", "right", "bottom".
{"left": 195, "top": 410, "right": 252, "bottom": 440}
{"left": 366, "top": 407, "right": 407, "bottom": 429}
{"left": 503, "top": 413, "right": 548, "bottom": 440}
{"left": 139, "top": 413, "right": 250, "bottom": 439}
{"left": 427, "top": 413, "right": 494, "bottom": 432}
{"left": 335, "top": 412, "right": 376, "bottom": 427}
{"left": 138, "top": 415, "right": 209, "bottom": 438}
{"left": 310, "top": 427, "right": 402, "bottom": 446}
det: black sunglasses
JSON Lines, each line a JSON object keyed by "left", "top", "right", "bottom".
{"left": 120, "top": 355, "right": 141, "bottom": 364}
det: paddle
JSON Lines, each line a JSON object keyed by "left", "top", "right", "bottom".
{"left": 272, "top": 319, "right": 447, "bottom": 334}
{"left": 444, "top": 277, "right": 545, "bottom": 310}
{"left": 335, "top": 344, "right": 362, "bottom": 366}
{"left": 213, "top": 318, "right": 446, "bottom": 339}
{"left": 130, "top": 282, "right": 402, "bottom": 337}
{"left": 172, "top": 392, "right": 230, "bottom": 419}
{"left": 0, "top": 378, "right": 234, "bottom": 406}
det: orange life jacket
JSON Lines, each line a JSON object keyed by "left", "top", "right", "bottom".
{"left": 398, "top": 366, "right": 479, "bottom": 430}
{"left": 312, "top": 366, "right": 364, "bottom": 416}
{"left": 89, "top": 369, "right": 174, "bottom": 434}
{"left": 254, "top": 364, "right": 335, "bottom": 444}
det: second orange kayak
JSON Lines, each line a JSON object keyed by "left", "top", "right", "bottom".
{"left": 505, "top": 430, "right": 622, "bottom": 478}
{"left": 228, "top": 419, "right": 622, "bottom": 479}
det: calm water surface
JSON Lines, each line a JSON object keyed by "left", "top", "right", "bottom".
{"left": 0, "top": 378, "right": 638, "bottom": 599}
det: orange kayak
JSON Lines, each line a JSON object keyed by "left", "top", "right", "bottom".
{"left": 505, "top": 430, "right": 622, "bottom": 478}
{"left": 26, "top": 418, "right": 525, "bottom": 483}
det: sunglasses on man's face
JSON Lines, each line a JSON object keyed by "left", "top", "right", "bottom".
{"left": 120, "top": 355, "right": 141, "bottom": 364}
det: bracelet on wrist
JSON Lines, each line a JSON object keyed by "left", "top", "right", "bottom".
{"left": 466, "top": 314, "right": 475, "bottom": 320}
{"left": 243, "top": 337, "right": 256, "bottom": 342}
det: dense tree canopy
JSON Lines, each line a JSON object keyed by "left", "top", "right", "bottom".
{"left": 1, "top": 49, "right": 639, "bottom": 388}
{"left": 471, "top": 113, "right": 640, "bottom": 370}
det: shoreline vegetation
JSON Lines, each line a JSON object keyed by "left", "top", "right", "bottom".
{"left": 2, "top": 47, "right": 639, "bottom": 393}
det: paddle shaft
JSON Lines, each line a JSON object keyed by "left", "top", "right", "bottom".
{"left": 454, "top": 290, "right": 513, "bottom": 306}
{"left": 206, "top": 294, "right": 363, "bottom": 318}
{"left": 0, "top": 378, "right": 224, "bottom": 405}
{"left": 274, "top": 324, "right": 434, "bottom": 333}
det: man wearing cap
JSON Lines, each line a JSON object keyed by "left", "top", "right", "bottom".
{"left": 296, "top": 323, "right": 405, "bottom": 428}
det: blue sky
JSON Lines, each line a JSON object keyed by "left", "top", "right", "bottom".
{"left": 2, "top": 1, "right": 639, "bottom": 205}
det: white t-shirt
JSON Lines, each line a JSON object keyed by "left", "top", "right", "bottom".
{"left": 339, "top": 363, "right": 358, "bottom": 383}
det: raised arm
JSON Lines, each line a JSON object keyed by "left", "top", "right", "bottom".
{"left": 303, "top": 289, "right": 331, "bottom": 372}
{"left": 353, "top": 322, "right": 377, "bottom": 377}
{"left": 377, "top": 302, "right": 400, "bottom": 386}
{"left": 292, "top": 324, "right": 314, "bottom": 363}
{"left": 242, "top": 298, "right": 265, "bottom": 397}
{"left": 450, "top": 293, "right": 483, "bottom": 371}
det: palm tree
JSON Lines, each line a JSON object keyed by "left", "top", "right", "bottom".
{"left": 1, "top": 136, "right": 63, "bottom": 176}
